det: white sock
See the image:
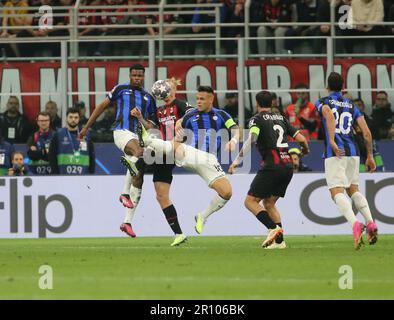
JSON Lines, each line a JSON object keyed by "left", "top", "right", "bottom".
{"left": 202, "top": 195, "right": 229, "bottom": 220}
{"left": 334, "top": 193, "right": 358, "bottom": 226}
{"left": 351, "top": 192, "right": 373, "bottom": 223}
{"left": 122, "top": 171, "right": 132, "bottom": 194}
{"left": 123, "top": 186, "right": 142, "bottom": 224}
{"left": 148, "top": 139, "right": 173, "bottom": 156}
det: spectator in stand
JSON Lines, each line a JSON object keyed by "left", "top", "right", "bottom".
{"left": 348, "top": 0, "right": 385, "bottom": 54}
{"left": 289, "top": 147, "right": 312, "bottom": 172}
{"left": 255, "top": 0, "right": 297, "bottom": 55}
{"left": 285, "top": 0, "right": 317, "bottom": 54}
{"left": 26, "top": 111, "right": 55, "bottom": 175}
{"left": 222, "top": 92, "right": 252, "bottom": 126}
{"left": 192, "top": 0, "right": 227, "bottom": 56}
{"left": 314, "top": 0, "right": 349, "bottom": 54}
{"left": 0, "top": 96, "right": 32, "bottom": 144}
{"left": 371, "top": 90, "right": 393, "bottom": 139}
{"left": 45, "top": 100, "right": 62, "bottom": 130}
{"left": 0, "top": 131, "right": 15, "bottom": 176}
{"left": 387, "top": 123, "right": 394, "bottom": 139}
{"left": 271, "top": 92, "right": 284, "bottom": 115}
{"left": 93, "top": 0, "right": 130, "bottom": 56}
{"left": 387, "top": 2, "right": 394, "bottom": 52}
{"left": 353, "top": 97, "right": 378, "bottom": 138}
{"left": 0, "top": 0, "right": 32, "bottom": 57}
{"left": 224, "top": 0, "right": 245, "bottom": 54}
{"left": 90, "top": 102, "right": 117, "bottom": 142}
{"left": 74, "top": 100, "right": 89, "bottom": 127}
{"left": 8, "top": 151, "right": 28, "bottom": 176}
{"left": 285, "top": 83, "right": 320, "bottom": 140}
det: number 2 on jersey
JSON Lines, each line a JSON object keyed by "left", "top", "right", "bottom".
{"left": 273, "top": 125, "right": 288, "bottom": 148}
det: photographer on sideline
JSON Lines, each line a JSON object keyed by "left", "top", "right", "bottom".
{"left": 8, "top": 151, "right": 28, "bottom": 176}
{"left": 0, "top": 131, "right": 15, "bottom": 176}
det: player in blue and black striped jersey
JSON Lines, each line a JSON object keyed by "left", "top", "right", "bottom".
{"left": 180, "top": 86, "right": 240, "bottom": 155}
{"left": 141, "top": 86, "right": 239, "bottom": 235}
{"left": 316, "top": 72, "right": 378, "bottom": 250}
{"left": 80, "top": 64, "right": 158, "bottom": 238}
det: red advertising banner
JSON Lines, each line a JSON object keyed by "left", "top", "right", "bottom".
{"left": 1, "top": 58, "right": 393, "bottom": 122}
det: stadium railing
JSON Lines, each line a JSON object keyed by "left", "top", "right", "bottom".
{"left": 1, "top": 1, "right": 394, "bottom": 60}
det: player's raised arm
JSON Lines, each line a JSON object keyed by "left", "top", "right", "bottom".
{"left": 321, "top": 104, "right": 345, "bottom": 157}
{"left": 356, "top": 115, "right": 376, "bottom": 172}
{"left": 228, "top": 126, "right": 258, "bottom": 174}
{"left": 79, "top": 97, "right": 111, "bottom": 140}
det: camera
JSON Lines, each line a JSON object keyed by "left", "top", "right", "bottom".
{"left": 12, "top": 164, "right": 25, "bottom": 176}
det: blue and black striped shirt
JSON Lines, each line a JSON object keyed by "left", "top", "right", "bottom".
{"left": 181, "top": 107, "right": 237, "bottom": 153}
{"left": 107, "top": 82, "right": 157, "bottom": 133}
{"left": 316, "top": 91, "right": 362, "bottom": 158}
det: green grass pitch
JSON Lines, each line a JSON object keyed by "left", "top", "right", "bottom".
{"left": 1, "top": 235, "right": 393, "bottom": 299}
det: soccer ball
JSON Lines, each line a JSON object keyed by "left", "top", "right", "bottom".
{"left": 151, "top": 80, "right": 172, "bottom": 100}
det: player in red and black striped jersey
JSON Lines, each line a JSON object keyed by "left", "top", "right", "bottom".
{"left": 229, "top": 91, "right": 309, "bottom": 249}
{"left": 157, "top": 96, "right": 192, "bottom": 141}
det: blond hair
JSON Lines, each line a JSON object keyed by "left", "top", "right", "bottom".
{"left": 166, "top": 77, "right": 181, "bottom": 91}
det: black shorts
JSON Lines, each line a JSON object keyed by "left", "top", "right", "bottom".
{"left": 143, "top": 163, "right": 175, "bottom": 184}
{"left": 248, "top": 168, "right": 293, "bottom": 199}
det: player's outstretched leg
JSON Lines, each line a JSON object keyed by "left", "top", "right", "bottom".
{"left": 195, "top": 177, "right": 232, "bottom": 234}
{"left": 347, "top": 185, "right": 378, "bottom": 245}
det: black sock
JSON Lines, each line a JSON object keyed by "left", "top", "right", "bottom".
{"left": 135, "top": 158, "right": 146, "bottom": 171}
{"left": 275, "top": 222, "right": 284, "bottom": 244}
{"left": 255, "top": 210, "right": 276, "bottom": 230}
{"left": 163, "top": 205, "right": 183, "bottom": 235}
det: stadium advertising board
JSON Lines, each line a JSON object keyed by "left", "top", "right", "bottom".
{"left": 1, "top": 59, "right": 394, "bottom": 121}
{"left": 0, "top": 173, "right": 392, "bottom": 238}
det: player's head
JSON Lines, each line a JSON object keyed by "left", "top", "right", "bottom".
{"left": 196, "top": 86, "right": 215, "bottom": 112}
{"left": 36, "top": 111, "right": 51, "bottom": 132}
{"left": 327, "top": 72, "right": 343, "bottom": 92}
{"left": 165, "top": 77, "right": 181, "bottom": 103}
{"left": 129, "top": 64, "right": 145, "bottom": 88}
{"left": 255, "top": 91, "right": 272, "bottom": 111}
{"left": 66, "top": 107, "right": 80, "bottom": 130}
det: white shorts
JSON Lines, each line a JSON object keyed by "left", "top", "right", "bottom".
{"left": 113, "top": 130, "right": 139, "bottom": 153}
{"left": 324, "top": 156, "right": 360, "bottom": 189}
{"left": 177, "top": 144, "right": 226, "bottom": 187}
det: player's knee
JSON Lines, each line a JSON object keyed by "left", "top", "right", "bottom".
{"left": 220, "top": 188, "right": 232, "bottom": 200}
